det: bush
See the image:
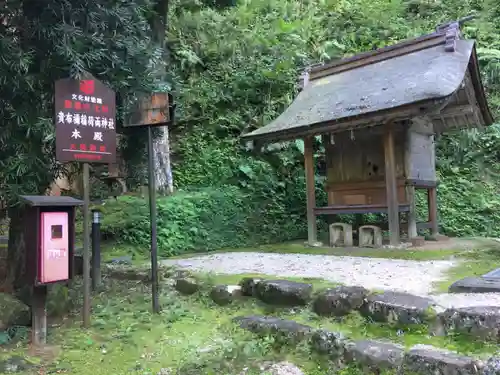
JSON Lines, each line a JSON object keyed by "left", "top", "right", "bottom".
{"left": 98, "top": 185, "right": 309, "bottom": 256}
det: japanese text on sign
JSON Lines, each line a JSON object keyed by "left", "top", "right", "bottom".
{"left": 55, "top": 78, "right": 116, "bottom": 164}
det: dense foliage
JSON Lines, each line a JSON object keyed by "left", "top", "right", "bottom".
{"left": 99, "top": 186, "right": 311, "bottom": 255}
{"left": 162, "top": 0, "right": 500, "bottom": 241}
{"left": 5, "top": 0, "right": 500, "bottom": 258}
{"left": 0, "top": 0, "right": 170, "bottom": 289}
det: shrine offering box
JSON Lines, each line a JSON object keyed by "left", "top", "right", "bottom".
{"left": 19, "top": 195, "right": 83, "bottom": 286}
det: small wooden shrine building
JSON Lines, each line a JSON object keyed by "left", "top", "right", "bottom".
{"left": 243, "top": 21, "right": 494, "bottom": 246}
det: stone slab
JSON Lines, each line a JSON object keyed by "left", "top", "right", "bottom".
{"left": 234, "top": 315, "right": 313, "bottom": 344}
{"left": 310, "top": 329, "right": 347, "bottom": 360}
{"left": 401, "top": 344, "right": 482, "bottom": 375}
{"left": 313, "top": 286, "right": 368, "bottom": 317}
{"left": 359, "top": 291, "right": 438, "bottom": 325}
{"left": 448, "top": 277, "right": 500, "bottom": 294}
{"left": 255, "top": 280, "right": 313, "bottom": 306}
{"left": 437, "top": 306, "right": 500, "bottom": 342}
{"left": 484, "top": 268, "right": 500, "bottom": 278}
{"left": 344, "top": 339, "right": 405, "bottom": 370}
{"left": 174, "top": 277, "right": 200, "bottom": 295}
{"left": 210, "top": 285, "right": 242, "bottom": 306}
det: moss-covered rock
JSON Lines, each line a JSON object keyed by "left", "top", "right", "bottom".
{"left": 255, "top": 280, "right": 312, "bottom": 307}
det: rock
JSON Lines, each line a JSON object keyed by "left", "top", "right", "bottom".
{"left": 344, "top": 339, "right": 404, "bottom": 370}
{"left": 157, "top": 368, "right": 171, "bottom": 375}
{"left": 449, "top": 277, "right": 500, "bottom": 294}
{"left": 234, "top": 315, "right": 313, "bottom": 344}
{"left": 255, "top": 280, "right": 313, "bottom": 306}
{"left": 108, "top": 255, "right": 133, "bottom": 265}
{"left": 310, "top": 329, "right": 347, "bottom": 359}
{"left": 401, "top": 344, "right": 482, "bottom": 375}
{"left": 174, "top": 277, "right": 200, "bottom": 295}
{"left": 313, "top": 286, "right": 368, "bottom": 317}
{"left": 359, "top": 291, "right": 438, "bottom": 325}
{"left": 0, "top": 356, "right": 33, "bottom": 373}
{"left": 239, "top": 277, "right": 262, "bottom": 297}
{"left": 169, "top": 269, "right": 192, "bottom": 279}
{"left": 0, "top": 294, "right": 30, "bottom": 329}
{"left": 210, "top": 285, "right": 242, "bottom": 305}
{"left": 483, "top": 356, "right": 500, "bottom": 375}
{"left": 437, "top": 306, "right": 500, "bottom": 342}
{"left": 102, "top": 264, "right": 150, "bottom": 281}
{"left": 260, "top": 362, "right": 304, "bottom": 375}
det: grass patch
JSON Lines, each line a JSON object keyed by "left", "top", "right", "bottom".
{"left": 169, "top": 241, "right": 464, "bottom": 261}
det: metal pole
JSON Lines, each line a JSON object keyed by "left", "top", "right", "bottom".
{"left": 147, "top": 125, "right": 160, "bottom": 313}
{"left": 91, "top": 209, "right": 101, "bottom": 291}
{"left": 82, "top": 162, "right": 91, "bottom": 327}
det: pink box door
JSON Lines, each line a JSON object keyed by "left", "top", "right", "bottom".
{"left": 40, "top": 212, "right": 69, "bottom": 283}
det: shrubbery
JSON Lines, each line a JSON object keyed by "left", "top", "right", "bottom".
{"left": 98, "top": 185, "right": 311, "bottom": 256}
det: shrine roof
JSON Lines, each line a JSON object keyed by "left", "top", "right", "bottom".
{"left": 243, "top": 29, "right": 493, "bottom": 142}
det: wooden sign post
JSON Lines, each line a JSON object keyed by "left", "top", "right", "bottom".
{"left": 54, "top": 77, "right": 116, "bottom": 328}
{"left": 124, "top": 92, "right": 174, "bottom": 314}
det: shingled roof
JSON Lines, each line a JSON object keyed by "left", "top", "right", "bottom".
{"left": 243, "top": 25, "right": 493, "bottom": 142}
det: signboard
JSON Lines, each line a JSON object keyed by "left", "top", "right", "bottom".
{"left": 55, "top": 78, "right": 116, "bottom": 163}
{"left": 124, "top": 92, "right": 174, "bottom": 128}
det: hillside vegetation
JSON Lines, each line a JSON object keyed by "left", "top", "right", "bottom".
{"left": 101, "top": 0, "right": 500, "bottom": 255}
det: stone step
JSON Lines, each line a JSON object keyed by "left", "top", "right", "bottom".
{"left": 358, "top": 291, "right": 439, "bottom": 325}
{"left": 436, "top": 306, "right": 500, "bottom": 342}
{"left": 235, "top": 314, "right": 491, "bottom": 375}
{"left": 254, "top": 279, "right": 313, "bottom": 307}
{"left": 234, "top": 277, "right": 500, "bottom": 344}
{"left": 449, "top": 277, "right": 500, "bottom": 294}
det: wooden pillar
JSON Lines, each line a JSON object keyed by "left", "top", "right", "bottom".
{"left": 304, "top": 136, "right": 317, "bottom": 245}
{"left": 383, "top": 124, "right": 400, "bottom": 245}
{"left": 406, "top": 185, "right": 418, "bottom": 239}
{"left": 428, "top": 187, "right": 439, "bottom": 237}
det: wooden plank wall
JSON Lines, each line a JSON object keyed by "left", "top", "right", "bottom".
{"left": 323, "top": 130, "right": 408, "bottom": 206}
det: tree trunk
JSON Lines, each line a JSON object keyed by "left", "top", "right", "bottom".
{"left": 150, "top": 0, "right": 174, "bottom": 194}
{"left": 153, "top": 129, "right": 174, "bottom": 194}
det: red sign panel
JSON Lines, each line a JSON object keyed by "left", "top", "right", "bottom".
{"left": 55, "top": 78, "right": 116, "bottom": 163}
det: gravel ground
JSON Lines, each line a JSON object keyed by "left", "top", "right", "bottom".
{"left": 162, "top": 252, "right": 455, "bottom": 295}
{"left": 162, "top": 252, "right": 500, "bottom": 308}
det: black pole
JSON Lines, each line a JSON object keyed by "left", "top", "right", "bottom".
{"left": 147, "top": 125, "right": 160, "bottom": 313}
{"left": 82, "top": 162, "right": 91, "bottom": 328}
{"left": 91, "top": 209, "right": 101, "bottom": 291}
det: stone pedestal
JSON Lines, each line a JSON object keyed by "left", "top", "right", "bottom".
{"left": 358, "top": 225, "right": 383, "bottom": 248}
{"left": 329, "top": 223, "right": 353, "bottom": 247}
